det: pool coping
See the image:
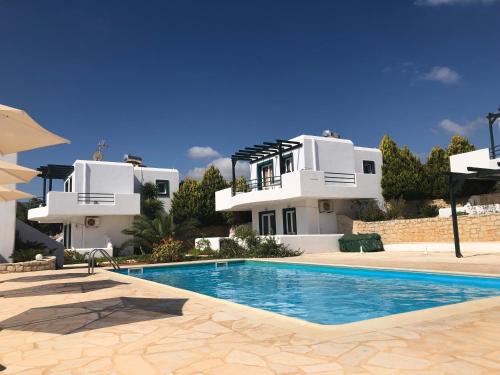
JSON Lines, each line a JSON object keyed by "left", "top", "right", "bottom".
{"left": 105, "top": 258, "right": 500, "bottom": 335}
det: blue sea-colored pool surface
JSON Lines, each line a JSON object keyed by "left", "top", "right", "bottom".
{"left": 117, "top": 260, "right": 500, "bottom": 325}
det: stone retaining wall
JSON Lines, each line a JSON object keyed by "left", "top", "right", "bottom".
{"left": 352, "top": 214, "right": 500, "bottom": 244}
{"left": 0, "top": 256, "right": 56, "bottom": 273}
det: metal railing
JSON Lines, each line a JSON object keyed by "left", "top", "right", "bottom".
{"left": 324, "top": 171, "right": 356, "bottom": 185}
{"left": 87, "top": 248, "right": 120, "bottom": 274}
{"left": 237, "top": 176, "right": 282, "bottom": 193}
{"left": 78, "top": 192, "right": 115, "bottom": 205}
{"left": 490, "top": 145, "right": 500, "bottom": 159}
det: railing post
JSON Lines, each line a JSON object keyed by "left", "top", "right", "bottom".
{"left": 487, "top": 111, "right": 499, "bottom": 159}
{"left": 231, "top": 158, "right": 236, "bottom": 196}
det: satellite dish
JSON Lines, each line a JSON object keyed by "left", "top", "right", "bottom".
{"left": 92, "top": 140, "right": 108, "bottom": 161}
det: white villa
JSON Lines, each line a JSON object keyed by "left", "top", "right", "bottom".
{"left": 213, "top": 132, "right": 383, "bottom": 252}
{"left": 28, "top": 157, "right": 179, "bottom": 255}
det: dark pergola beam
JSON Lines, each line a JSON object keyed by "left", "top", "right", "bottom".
{"left": 230, "top": 139, "right": 303, "bottom": 168}
{"left": 487, "top": 109, "right": 500, "bottom": 159}
{"left": 446, "top": 163, "right": 500, "bottom": 259}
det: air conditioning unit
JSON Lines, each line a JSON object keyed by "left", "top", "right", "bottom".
{"left": 319, "top": 200, "right": 334, "bottom": 213}
{"left": 85, "top": 216, "right": 101, "bottom": 228}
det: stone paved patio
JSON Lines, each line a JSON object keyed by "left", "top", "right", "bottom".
{"left": 1, "top": 251, "right": 500, "bottom": 374}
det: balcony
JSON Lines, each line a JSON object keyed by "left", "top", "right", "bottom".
{"left": 217, "top": 169, "right": 381, "bottom": 211}
{"left": 28, "top": 191, "right": 141, "bottom": 223}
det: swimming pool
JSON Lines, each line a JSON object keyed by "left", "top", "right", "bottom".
{"left": 118, "top": 260, "right": 500, "bottom": 325}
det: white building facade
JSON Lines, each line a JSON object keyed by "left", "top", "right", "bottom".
{"left": 214, "top": 134, "right": 383, "bottom": 252}
{"left": 0, "top": 153, "right": 18, "bottom": 262}
{"left": 28, "top": 160, "right": 179, "bottom": 255}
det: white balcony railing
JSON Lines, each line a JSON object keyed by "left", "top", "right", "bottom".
{"left": 77, "top": 192, "right": 115, "bottom": 205}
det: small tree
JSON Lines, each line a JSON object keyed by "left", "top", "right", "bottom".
{"left": 171, "top": 178, "right": 201, "bottom": 224}
{"left": 198, "top": 166, "right": 228, "bottom": 225}
{"left": 140, "top": 182, "right": 164, "bottom": 219}
{"left": 424, "top": 147, "right": 449, "bottom": 198}
{"left": 379, "top": 136, "right": 426, "bottom": 200}
{"left": 447, "top": 135, "right": 475, "bottom": 156}
{"left": 399, "top": 145, "right": 427, "bottom": 200}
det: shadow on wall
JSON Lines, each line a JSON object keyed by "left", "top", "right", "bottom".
{"left": 336, "top": 215, "right": 353, "bottom": 234}
{"left": 0, "top": 280, "right": 128, "bottom": 298}
{"left": 0, "top": 297, "right": 188, "bottom": 335}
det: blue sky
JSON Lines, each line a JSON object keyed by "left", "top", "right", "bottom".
{"left": 1, "top": 0, "right": 499, "bottom": 195}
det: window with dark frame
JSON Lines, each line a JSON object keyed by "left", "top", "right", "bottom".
{"left": 282, "top": 154, "right": 293, "bottom": 174}
{"left": 282, "top": 208, "right": 297, "bottom": 235}
{"left": 363, "top": 160, "right": 376, "bottom": 174}
{"left": 259, "top": 210, "right": 276, "bottom": 235}
{"left": 156, "top": 179, "right": 170, "bottom": 197}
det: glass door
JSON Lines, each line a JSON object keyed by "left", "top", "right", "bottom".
{"left": 258, "top": 161, "right": 274, "bottom": 190}
{"left": 259, "top": 211, "right": 276, "bottom": 235}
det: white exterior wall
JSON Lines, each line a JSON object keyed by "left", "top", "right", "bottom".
{"left": 449, "top": 148, "right": 500, "bottom": 173}
{"left": 0, "top": 153, "right": 17, "bottom": 262}
{"left": 250, "top": 199, "right": 322, "bottom": 235}
{"left": 68, "top": 215, "right": 134, "bottom": 250}
{"left": 72, "top": 160, "right": 135, "bottom": 194}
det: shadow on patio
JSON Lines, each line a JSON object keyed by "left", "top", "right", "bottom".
{"left": 0, "top": 297, "right": 188, "bottom": 334}
{"left": 2, "top": 273, "right": 91, "bottom": 283}
{"left": 0, "top": 280, "right": 128, "bottom": 298}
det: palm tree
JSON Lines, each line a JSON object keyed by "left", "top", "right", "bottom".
{"left": 122, "top": 213, "right": 174, "bottom": 253}
{"left": 140, "top": 182, "right": 164, "bottom": 219}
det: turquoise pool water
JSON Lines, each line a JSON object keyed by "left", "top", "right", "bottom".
{"left": 118, "top": 260, "right": 500, "bottom": 325}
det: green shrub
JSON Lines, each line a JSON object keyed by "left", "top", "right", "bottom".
{"left": 219, "top": 238, "right": 247, "bottom": 258}
{"left": 219, "top": 229, "right": 303, "bottom": 259}
{"left": 252, "top": 237, "right": 303, "bottom": 258}
{"left": 12, "top": 234, "right": 48, "bottom": 262}
{"left": 151, "top": 238, "right": 184, "bottom": 263}
{"left": 359, "top": 201, "right": 386, "bottom": 222}
{"left": 11, "top": 248, "right": 42, "bottom": 263}
{"left": 418, "top": 203, "right": 439, "bottom": 218}
{"left": 64, "top": 250, "right": 88, "bottom": 264}
{"left": 109, "top": 254, "right": 152, "bottom": 264}
{"left": 195, "top": 238, "right": 213, "bottom": 253}
{"left": 385, "top": 197, "right": 406, "bottom": 219}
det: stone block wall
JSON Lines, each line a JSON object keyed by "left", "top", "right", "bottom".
{"left": 352, "top": 214, "right": 500, "bottom": 244}
{"left": 0, "top": 256, "right": 56, "bottom": 273}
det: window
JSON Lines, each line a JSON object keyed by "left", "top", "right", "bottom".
{"left": 257, "top": 161, "right": 274, "bottom": 190}
{"left": 363, "top": 160, "right": 376, "bottom": 174}
{"left": 282, "top": 154, "right": 293, "bottom": 173}
{"left": 282, "top": 208, "right": 297, "bottom": 235}
{"left": 156, "top": 180, "right": 170, "bottom": 197}
{"left": 259, "top": 210, "right": 276, "bottom": 235}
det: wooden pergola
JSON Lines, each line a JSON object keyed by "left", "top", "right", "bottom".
{"left": 37, "top": 164, "right": 74, "bottom": 204}
{"left": 230, "top": 139, "right": 302, "bottom": 195}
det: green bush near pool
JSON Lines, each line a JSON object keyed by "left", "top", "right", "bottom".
{"left": 339, "top": 233, "right": 384, "bottom": 252}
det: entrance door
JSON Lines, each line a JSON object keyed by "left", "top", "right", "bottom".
{"left": 259, "top": 211, "right": 276, "bottom": 235}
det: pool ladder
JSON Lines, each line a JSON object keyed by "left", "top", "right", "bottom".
{"left": 87, "top": 248, "right": 120, "bottom": 274}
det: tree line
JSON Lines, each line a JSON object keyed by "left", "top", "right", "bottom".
{"left": 380, "top": 134, "right": 495, "bottom": 200}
